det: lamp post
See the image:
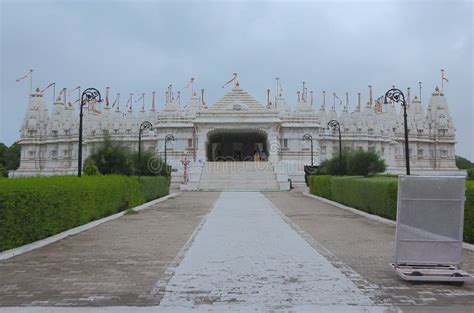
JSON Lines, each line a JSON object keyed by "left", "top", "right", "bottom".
{"left": 302, "top": 134, "right": 314, "bottom": 166}
{"left": 164, "top": 133, "right": 175, "bottom": 169}
{"left": 138, "top": 121, "right": 153, "bottom": 176}
{"left": 78, "top": 88, "right": 102, "bottom": 177}
{"left": 327, "top": 120, "right": 343, "bottom": 176}
{"left": 384, "top": 88, "right": 410, "bottom": 175}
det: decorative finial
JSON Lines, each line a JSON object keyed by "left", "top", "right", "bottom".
{"left": 435, "top": 85, "right": 439, "bottom": 92}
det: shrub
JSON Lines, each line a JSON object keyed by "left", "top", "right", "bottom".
{"left": 131, "top": 151, "right": 169, "bottom": 177}
{"left": 0, "top": 164, "right": 8, "bottom": 178}
{"left": 318, "top": 148, "right": 385, "bottom": 177}
{"left": 88, "top": 135, "right": 134, "bottom": 176}
{"left": 467, "top": 168, "right": 474, "bottom": 181}
{"left": 83, "top": 158, "right": 100, "bottom": 176}
{"left": 455, "top": 155, "right": 473, "bottom": 169}
{"left": 310, "top": 175, "right": 334, "bottom": 199}
{"left": 465, "top": 181, "right": 474, "bottom": 243}
{"left": 0, "top": 175, "right": 169, "bottom": 251}
{"left": 346, "top": 149, "right": 386, "bottom": 177}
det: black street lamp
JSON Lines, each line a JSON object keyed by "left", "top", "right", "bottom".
{"left": 303, "top": 134, "right": 314, "bottom": 166}
{"left": 384, "top": 88, "right": 410, "bottom": 175}
{"left": 327, "top": 120, "right": 343, "bottom": 176}
{"left": 138, "top": 121, "right": 153, "bottom": 176}
{"left": 164, "top": 134, "right": 175, "bottom": 167}
{"left": 78, "top": 88, "right": 102, "bottom": 177}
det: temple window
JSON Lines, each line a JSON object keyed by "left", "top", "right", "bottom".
{"left": 64, "top": 130, "right": 70, "bottom": 135}
{"left": 368, "top": 129, "right": 374, "bottom": 134}
{"left": 283, "top": 139, "right": 288, "bottom": 149}
{"left": 441, "top": 150, "right": 448, "bottom": 158}
{"left": 52, "top": 130, "right": 58, "bottom": 137}
{"left": 188, "top": 139, "right": 193, "bottom": 148}
{"left": 321, "top": 146, "right": 326, "bottom": 154}
{"left": 28, "top": 151, "right": 35, "bottom": 158}
{"left": 417, "top": 149, "right": 424, "bottom": 157}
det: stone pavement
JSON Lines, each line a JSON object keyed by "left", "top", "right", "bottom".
{"left": 1, "top": 190, "right": 473, "bottom": 312}
{"left": 159, "top": 192, "right": 382, "bottom": 311}
{"left": 0, "top": 192, "right": 219, "bottom": 307}
{"left": 264, "top": 191, "right": 474, "bottom": 312}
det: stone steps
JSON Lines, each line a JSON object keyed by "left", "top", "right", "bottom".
{"left": 198, "top": 162, "right": 281, "bottom": 191}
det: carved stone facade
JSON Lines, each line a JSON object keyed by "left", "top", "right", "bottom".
{"left": 12, "top": 82, "right": 458, "bottom": 183}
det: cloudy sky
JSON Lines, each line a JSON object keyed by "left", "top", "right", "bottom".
{"left": 1, "top": 0, "right": 473, "bottom": 159}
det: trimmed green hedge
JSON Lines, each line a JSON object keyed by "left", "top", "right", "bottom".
{"left": 0, "top": 175, "right": 169, "bottom": 251}
{"left": 465, "top": 181, "right": 474, "bottom": 243}
{"left": 310, "top": 175, "right": 474, "bottom": 243}
{"left": 309, "top": 175, "right": 333, "bottom": 199}
{"left": 138, "top": 176, "right": 170, "bottom": 202}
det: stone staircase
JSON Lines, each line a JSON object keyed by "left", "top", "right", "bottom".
{"left": 197, "top": 162, "right": 283, "bottom": 191}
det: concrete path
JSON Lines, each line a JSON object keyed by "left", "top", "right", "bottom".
{"left": 0, "top": 192, "right": 219, "bottom": 307}
{"left": 265, "top": 191, "right": 474, "bottom": 312}
{"left": 158, "top": 192, "right": 382, "bottom": 311}
{"left": 2, "top": 191, "right": 474, "bottom": 312}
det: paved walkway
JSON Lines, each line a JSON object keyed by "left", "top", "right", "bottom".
{"left": 1, "top": 191, "right": 473, "bottom": 312}
{"left": 159, "top": 192, "right": 378, "bottom": 311}
{"left": 0, "top": 192, "right": 219, "bottom": 307}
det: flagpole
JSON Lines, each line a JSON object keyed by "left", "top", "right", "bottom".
{"left": 29, "top": 69, "right": 33, "bottom": 97}
{"left": 441, "top": 69, "right": 446, "bottom": 92}
{"left": 418, "top": 81, "right": 422, "bottom": 102}
{"left": 53, "top": 83, "right": 56, "bottom": 104}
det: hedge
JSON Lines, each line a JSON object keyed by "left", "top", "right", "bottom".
{"left": 0, "top": 175, "right": 169, "bottom": 251}
{"left": 465, "top": 181, "right": 474, "bottom": 243}
{"left": 309, "top": 175, "right": 333, "bottom": 200}
{"left": 310, "top": 175, "right": 474, "bottom": 243}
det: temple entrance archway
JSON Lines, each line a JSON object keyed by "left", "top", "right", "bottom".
{"left": 206, "top": 129, "right": 268, "bottom": 161}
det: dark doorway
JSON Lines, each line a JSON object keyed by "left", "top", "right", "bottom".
{"left": 207, "top": 130, "right": 268, "bottom": 161}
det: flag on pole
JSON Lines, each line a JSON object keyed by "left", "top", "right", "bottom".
{"left": 125, "top": 94, "right": 133, "bottom": 110}
{"left": 58, "top": 88, "right": 66, "bottom": 103}
{"left": 333, "top": 92, "right": 342, "bottom": 106}
{"left": 41, "top": 82, "right": 55, "bottom": 93}
{"left": 15, "top": 69, "right": 32, "bottom": 82}
{"left": 183, "top": 77, "right": 194, "bottom": 89}
{"left": 222, "top": 73, "right": 237, "bottom": 88}
{"left": 374, "top": 96, "right": 384, "bottom": 113}
{"left": 69, "top": 85, "right": 80, "bottom": 95}
{"left": 112, "top": 93, "right": 120, "bottom": 108}
{"left": 134, "top": 93, "right": 144, "bottom": 102}
{"left": 441, "top": 69, "right": 449, "bottom": 83}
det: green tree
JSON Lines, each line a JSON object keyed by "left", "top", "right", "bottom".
{"left": 347, "top": 148, "right": 386, "bottom": 177}
{"left": 0, "top": 142, "right": 21, "bottom": 170}
{"left": 468, "top": 168, "right": 474, "bottom": 181}
{"left": 83, "top": 157, "right": 100, "bottom": 176}
{"left": 318, "top": 153, "right": 348, "bottom": 176}
{"left": 131, "top": 151, "right": 168, "bottom": 176}
{"left": 88, "top": 135, "right": 134, "bottom": 175}
{"left": 0, "top": 164, "right": 8, "bottom": 178}
{"left": 0, "top": 143, "right": 7, "bottom": 166}
{"left": 5, "top": 142, "right": 21, "bottom": 170}
{"left": 456, "top": 155, "right": 473, "bottom": 169}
